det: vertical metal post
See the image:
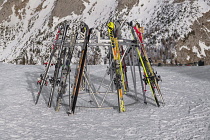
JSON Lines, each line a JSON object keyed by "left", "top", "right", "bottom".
{"left": 132, "top": 46, "right": 137, "bottom": 99}
{"left": 128, "top": 48, "right": 137, "bottom": 100}
{"left": 109, "top": 45, "right": 114, "bottom": 92}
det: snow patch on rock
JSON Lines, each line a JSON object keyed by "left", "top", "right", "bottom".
{"left": 180, "top": 46, "right": 190, "bottom": 51}
{"left": 192, "top": 41, "right": 210, "bottom": 58}
{"left": 192, "top": 46, "right": 201, "bottom": 58}
{"left": 186, "top": 55, "right": 190, "bottom": 60}
{"left": 199, "top": 40, "right": 210, "bottom": 57}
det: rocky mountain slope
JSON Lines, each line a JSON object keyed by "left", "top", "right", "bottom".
{"left": 0, "top": 0, "right": 210, "bottom": 65}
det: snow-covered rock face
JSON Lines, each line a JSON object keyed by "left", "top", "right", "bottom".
{"left": 0, "top": 0, "right": 210, "bottom": 65}
{"left": 0, "top": 0, "right": 57, "bottom": 64}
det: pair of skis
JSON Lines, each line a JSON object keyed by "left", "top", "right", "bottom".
{"left": 48, "top": 24, "right": 69, "bottom": 108}
{"left": 35, "top": 26, "right": 62, "bottom": 105}
{"left": 55, "top": 31, "right": 78, "bottom": 111}
{"left": 35, "top": 24, "right": 78, "bottom": 111}
{"left": 107, "top": 22, "right": 126, "bottom": 113}
{"left": 128, "top": 21, "right": 164, "bottom": 107}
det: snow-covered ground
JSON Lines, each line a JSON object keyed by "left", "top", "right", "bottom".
{"left": 0, "top": 63, "right": 210, "bottom": 140}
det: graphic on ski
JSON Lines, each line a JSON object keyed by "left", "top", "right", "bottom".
{"left": 107, "top": 22, "right": 125, "bottom": 112}
{"left": 69, "top": 22, "right": 92, "bottom": 114}
{"left": 35, "top": 26, "right": 61, "bottom": 105}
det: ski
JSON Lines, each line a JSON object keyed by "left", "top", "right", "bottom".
{"left": 35, "top": 26, "right": 61, "bottom": 105}
{"left": 107, "top": 22, "right": 125, "bottom": 113}
{"left": 120, "top": 46, "right": 129, "bottom": 92}
{"left": 69, "top": 22, "right": 92, "bottom": 114}
{"left": 55, "top": 32, "right": 78, "bottom": 111}
{"left": 128, "top": 21, "right": 161, "bottom": 107}
{"left": 48, "top": 24, "right": 69, "bottom": 108}
{"left": 133, "top": 23, "right": 164, "bottom": 105}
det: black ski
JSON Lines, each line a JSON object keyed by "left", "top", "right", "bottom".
{"left": 69, "top": 22, "right": 92, "bottom": 114}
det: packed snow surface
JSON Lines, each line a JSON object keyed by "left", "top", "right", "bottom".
{"left": 0, "top": 63, "right": 210, "bottom": 139}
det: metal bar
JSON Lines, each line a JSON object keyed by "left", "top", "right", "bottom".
{"left": 128, "top": 50, "right": 137, "bottom": 99}
{"left": 83, "top": 71, "right": 100, "bottom": 107}
{"left": 96, "top": 59, "right": 114, "bottom": 93}
{"left": 100, "top": 77, "right": 115, "bottom": 107}
{"left": 132, "top": 46, "right": 137, "bottom": 99}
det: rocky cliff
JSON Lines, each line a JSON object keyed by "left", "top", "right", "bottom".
{"left": 0, "top": 0, "right": 210, "bottom": 65}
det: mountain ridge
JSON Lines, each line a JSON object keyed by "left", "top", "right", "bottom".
{"left": 0, "top": 0, "right": 210, "bottom": 65}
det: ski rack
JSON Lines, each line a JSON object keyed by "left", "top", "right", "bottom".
{"left": 73, "top": 30, "right": 139, "bottom": 104}
{"left": 34, "top": 21, "right": 164, "bottom": 115}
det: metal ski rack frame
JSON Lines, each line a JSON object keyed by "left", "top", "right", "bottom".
{"left": 69, "top": 25, "right": 147, "bottom": 113}
{"left": 35, "top": 21, "right": 164, "bottom": 114}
